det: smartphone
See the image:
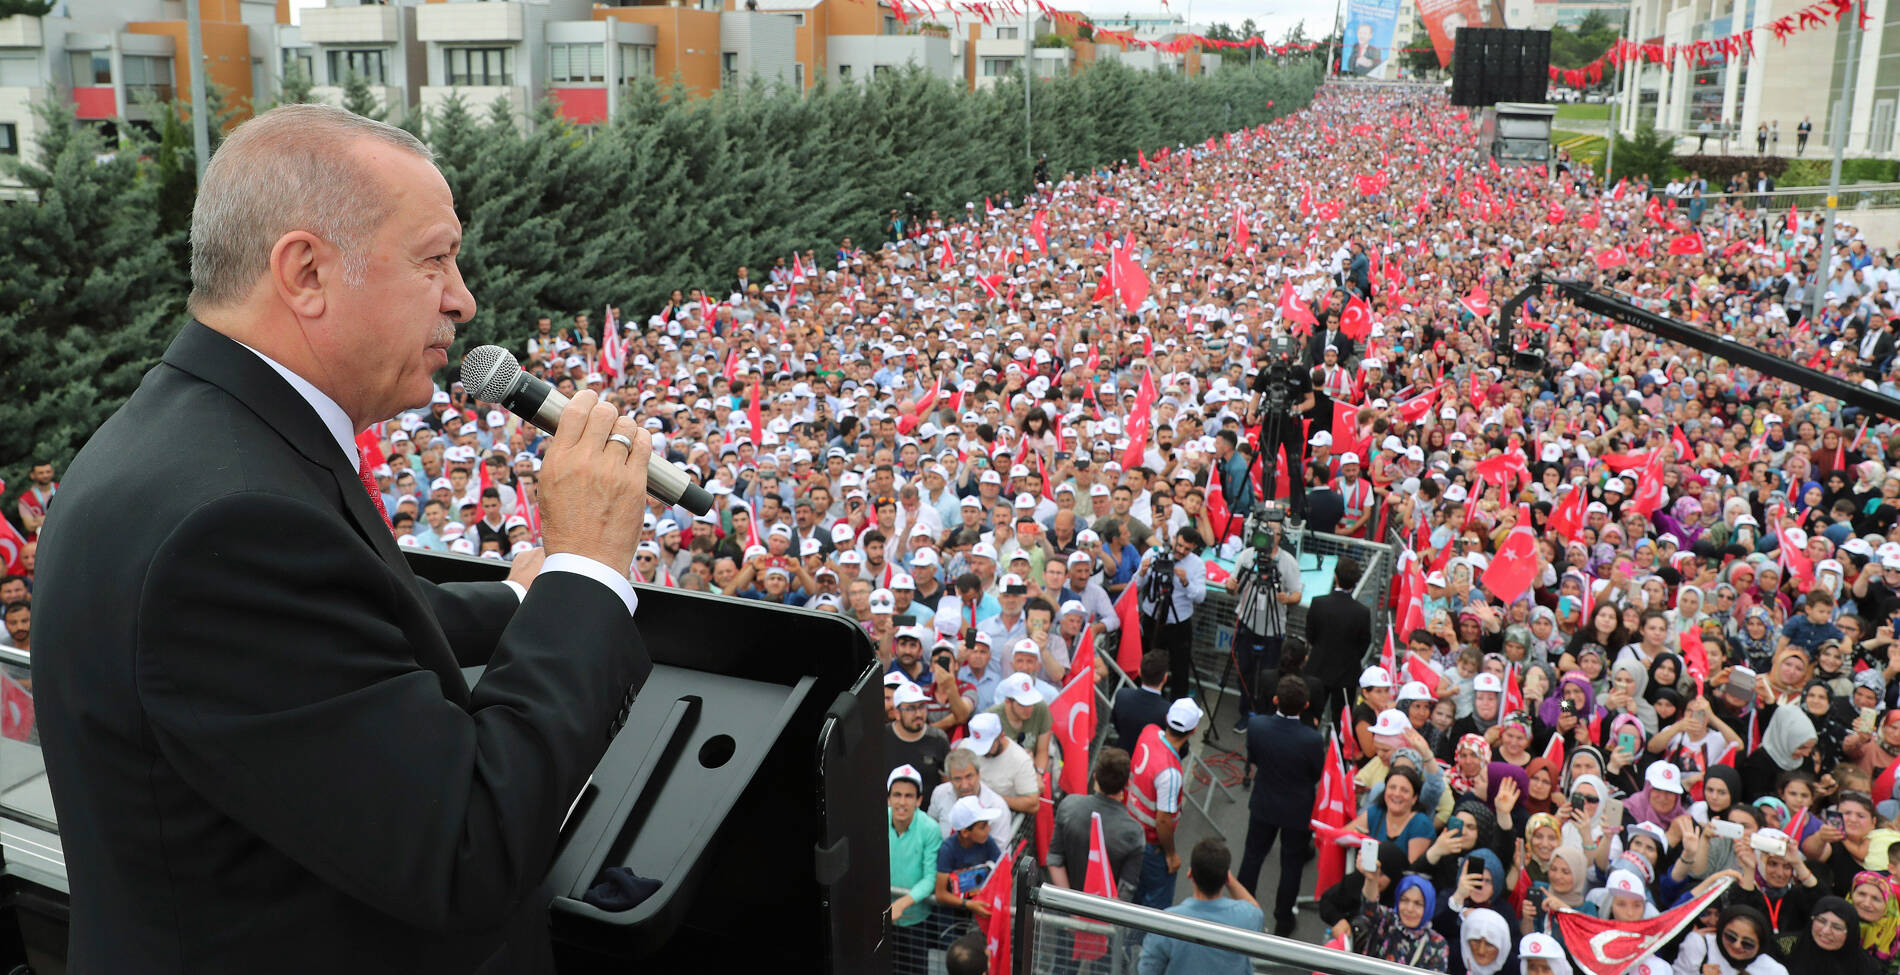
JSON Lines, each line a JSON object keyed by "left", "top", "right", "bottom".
{"left": 1861, "top": 707, "right": 1879, "bottom": 735}
{"left": 1616, "top": 731, "right": 1639, "bottom": 754}
{"left": 1712, "top": 820, "right": 1744, "bottom": 840}
{"left": 1464, "top": 857, "right": 1486, "bottom": 878}
{"left": 1558, "top": 595, "right": 1576, "bottom": 617}
{"left": 1826, "top": 810, "right": 1845, "bottom": 832}
{"left": 1749, "top": 831, "right": 1789, "bottom": 857}
{"left": 1358, "top": 838, "right": 1379, "bottom": 873}
{"left": 1447, "top": 815, "right": 1466, "bottom": 834}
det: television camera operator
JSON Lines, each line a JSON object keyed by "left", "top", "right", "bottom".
{"left": 1246, "top": 335, "right": 1313, "bottom": 522}
{"left": 1134, "top": 528, "right": 1208, "bottom": 702}
{"left": 1222, "top": 506, "right": 1304, "bottom": 731}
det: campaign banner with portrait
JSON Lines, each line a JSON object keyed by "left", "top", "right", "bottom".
{"left": 1339, "top": 0, "right": 1401, "bottom": 78}
{"left": 1416, "top": 0, "right": 1503, "bottom": 67}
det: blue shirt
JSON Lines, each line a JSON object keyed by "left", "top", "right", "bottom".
{"left": 1781, "top": 616, "right": 1842, "bottom": 654}
{"left": 937, "top": 834, "right": 1001, "bottom": 900}
{"left": 1138, "top": 896, "right": 1265, "bottom": 975}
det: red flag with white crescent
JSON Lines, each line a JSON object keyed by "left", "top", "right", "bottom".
{"left": 1554, "top": 878, "right": 1733, "bottom": 975}
{"left": 1053, "top": 629, "right": 1098, "bottom": 796}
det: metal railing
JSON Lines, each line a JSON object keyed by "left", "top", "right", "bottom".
{"left": 1026, "top": 882, "right": 1434, "bottom": 975}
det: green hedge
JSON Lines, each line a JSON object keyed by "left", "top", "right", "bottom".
{"left": 1779, "top": 157, "right": 1900, "bottom": 186}
{"left": 0, "top": 58, "right": 1323, "bottom": 494}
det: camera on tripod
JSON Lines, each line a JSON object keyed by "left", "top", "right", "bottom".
{"left": 1244, "top": 503, "right": 1285, "bottom": 554}
{"left": 1251, "top": 335, "right": 1297, "bottom": 411}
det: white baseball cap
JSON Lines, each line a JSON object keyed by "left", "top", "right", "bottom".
{"left": 892, "top": 681, "right": 929, "bottom": 707}
{"left": 1397, "top": 680, "right": 1435, "bottom": 703}
{"left": 1474, "top": 673, "right": 1504, "bottom": 694}
{"left": 869, "top": 589, "right": 896, "bottom": 613}
{"left": 958, "top": 712, "right": 1004, "bottom": 752}
{"left": 1166, "top": 698, "right": 1203, "bottom": 733}
{"left": 1012, "top": 638, "right": 1042, "bottom": 659}
{"left": 999, "top": 672, "right": 1044, "bottom": 706}
{"left": 1370, "top": 709, "right": 1410, "bottom": 736}
{"left": 887, "top": 764, "right": 923, "bottom": 791}
{"left": 1338, "top": 451, "right": 1360, "bottom": 467}
{"left": 1359, "top": 666, "right": 1394, "bottom": 689}
{"left": 1604, "top": 869, "right": 1647, "bottom": 900}
{"left": 1644, "top": 761, "right": 1683, "bottom": 794}
{"left": 947, "top": 794, "right": 1005, "bottom": 831}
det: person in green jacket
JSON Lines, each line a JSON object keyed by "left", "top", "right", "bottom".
{"left": 889, "top": 763, "right": 945, "bottom": 972}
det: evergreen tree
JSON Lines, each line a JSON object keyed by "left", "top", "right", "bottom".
{"left": 275, "top": 59, "right": 314, "bottom": 108}
{"left": 339, "top": 69, "right": 383, "bottom": 120}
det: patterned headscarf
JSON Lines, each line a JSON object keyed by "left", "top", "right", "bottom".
{"left": 1449, "top": 734, "right": 1492, "bottom": 796}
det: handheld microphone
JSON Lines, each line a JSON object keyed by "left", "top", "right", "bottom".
{"left": 459, "top": 345, "right": 714, "bottom": 516}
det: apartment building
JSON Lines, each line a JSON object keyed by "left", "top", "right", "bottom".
{"left": 1, "top": 0, "right": 277, "bottom": 169}
{"left": 1611, "top": 0, "right": 1900, "bottom": 158}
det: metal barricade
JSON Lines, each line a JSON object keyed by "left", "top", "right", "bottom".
{"left": 1188, "top": 530, "right": 1395, "bottom": 707}
{"left": 1025, "top": 881, "right": 1434, "bottom": 975}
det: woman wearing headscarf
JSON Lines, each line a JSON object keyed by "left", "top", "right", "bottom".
{"left": 1648, "top": 652, "right": 1690, "bottom": 701}
{"left": 1851, "top": 872, "right": 1900, "bottom": 975}
{"left": 1623, "top": 761, "right": 1691, "bottom": 836}
{"left": 1670, "top": 586, "right": 1711, "bottom": 642}
{"left": 1805, "top": 680, "right": 1855, "bottom": 771}
{"left": 1317, "top": 840, "right": 1410, "bottom": 944}
{"left": 1846, "top": 711, "right": 1900, "bottom": 788}
{"left": 1657, "top": 495, "right": 1711, "bottom": 550}
{"left": 1785, "top": 896, "right": 1881, "bottom": 975}
{"left": 1540, "top": 674, "right": 1608, "bottom": 755}
{"left": 1674, "top": 904, "right": 1792, "bottom": 975}
{"left": 1560, "top": 773, "right": 1618, "bottom": 876}
{"left": 1733, "top": 607, "right": 1781, "bottom": 677}
{"left": 1725, "top": 825, "right": 1825, "bottom": 950}
{"left": 1767, "top": 646, "right": 1818, "bottom": 709}
{"left": 1456, "top": 908, "right": 1516, "bottom": 975}
{"left": 1358, "top": 872, "right": 1450, "bottom": 972}
{"left": 1522, "top": 758, "right": 1559, "bottom": 816}
{"left": 1529, "top": 608, "right": 1566, "bottom": 666}
{"left": 1743, "top": 706, "right": 1820, "bottom": 800}
{"left": 1606, "top": 658, "right": 1661, "bottom": 734}
{"left": 1518, "top": 837, "right": 1589, "bottom": 935}
{"left": 1449, "top": 734, "right": 1494, "bottom": 799}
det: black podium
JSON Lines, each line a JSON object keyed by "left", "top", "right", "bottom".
{"left": 408, "top": 551, "right": 889, "bottom": 974}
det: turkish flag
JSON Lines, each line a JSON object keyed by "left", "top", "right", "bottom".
{"left": 1206, "top": 463, "right": 1234, "bottom": 540}
{"left": 746, "top": 380, "right": 763, "bottom": 448}
{"left": 1481, "top": 506, "right": 1540, "bottom": 604}
{"left": 1279, "top": 284, "right": 1318, "bottom": 334}
{"left": 1546, "top": 202, "right": 1567, "bottom": 224}
{"left": 0, "top": 674, "right": 32, "bottom": 742}
{"left": 1579, "top": 210, "right": 1601, "bottom": 230}
{"left": 977, "top": 843, "right": 1017, "bottom": 975}
{"left": 1115, "top": 245, "right": 1151, "bottom": 312}
{"left": 1233, "top": 206, "right": 1251, "bottom": 251}
{"left": 1394, "top": 389, "right": 1435, "bottom": 425}
{"left": 976, "top": 273, "right": 1007, "bottom": 300}
{"left": 939, "top": 238, "right": 956, "bottom": 270}
{"left": 1645, "top": 197, "right": 1666, "bottom": 226}
{"left": 1548, "top": 484, "right": 1588, "bottom": 542}
{"left": 1030, "top": 209, "right": 1049, "bottom": 254}
{"left": 1668, "top": 234, "right": 1706, "bottom": 255}
{"left": 1788, "top": 205, "right": 1799, "bottom": 236}
{"left": 354, "top": 428, "right": 386, "bottom": 469}
{"left": 1671, "top": 425, "right": 1694, "bottom": 460}
{"left": 1594, "top": 246, "right": 1628, "bottom": 270}
{"left": 1138, "top": 148, "right": 1149, "bottom": 171}
{"left": 1052, "top": 630, "right": 1098, "bottom": 796}
{"left": 1503, "top": 663, "right": 1525, "bottom": 715}
{"left": 1778, "top": 520, "right": 1815, "bottom": 590}
{"left": 1354, "top": 173, "right": 1381, "bottom": 196}
{"left": 1072, "top": 811, "right": 1117, "bottom": 959}
{"left": 1309, "top": 734, "right": 1353, "bottom": 897}
{"left": 1114, "top": 583, "right": 1143, "bottom": 675}
{"left": 1541, "top": 730, "right": 1564, "bottom": 771}
{"left": 1627, "top": 449, "right": 1668, "bottom": 517}
{"left": 1339, "top": 294, "right": 1374, "bottom": 342}
{"left": 1555, "top": 877, "right": 1734, "bottom": 975}
{"left": 0, "top": 511, "right": 25, "bottom": 576}
{"left": 1611, "top": 178, "right": 1627, "bottom": 201}
{"left": 1460, "top": 287, "right": 1491, "bottom": 318}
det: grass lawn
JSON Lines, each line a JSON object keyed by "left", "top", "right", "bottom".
{"left": 1552, "top": 129, "right": 1607, "bottom": 169}
{"left": 1556, "top": 103, "right": 1612, "bottom": 121}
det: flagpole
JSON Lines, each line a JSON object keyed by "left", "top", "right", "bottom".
{"left": 1024, "top": 8, "right": 1034, "bottom": 166}
{"left": 1808, "top": 11, "right": 1862, "bottom": 325}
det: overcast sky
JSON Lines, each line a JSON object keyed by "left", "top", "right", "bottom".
{"left": 1068, "top": 2, "right": 1333, "bottom": 39}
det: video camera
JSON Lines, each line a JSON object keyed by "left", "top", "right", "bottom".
{"left": 1250, "top": 334, "right": 1298, "bottom": 411}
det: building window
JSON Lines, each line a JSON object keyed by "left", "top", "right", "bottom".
{"left": 982, "top": 57, "right": 1017, "bottom": 76}
{"left": 622, "top": 45, "right": 654, "bottom": 80}
{"left": 793, "top": 62, "right": 804, "bottom": 88}
{"left": 785, "top": 12, "right": 805, "bottom": 26}
{"left": 549, "top": 42, "right": 604, "bottom": 83}
{"left": 0, "top": 54, "right": 38, "bottom": 87}
{"left": 994, "top": 26, "right": 1018, "bottom": 39}
{"left": 446, "top": 47, "right": 512, "bottom": 86}
{"left": 838, "top": 64, "right": 851, "bottom": 80}
{"left": 122, "top": 54, "right": 175, "bottom": 103}
{"left": 882, "top": 15, "right": 899, "bottom": 34}
{"left": 873, "top": 64, "right": 891, "bottom": 78}
{"left": 70, "top": 51, "right": 111, "bottom": 85}
{"left": 283, "top": 49, "right": 314, "bottom": 81}
{"left": 327, "top": 48, "right": 387, "bottom": 85}
{"left": 722, "top": 52, "right": 738, "bottom": 86}
{"left": 0, "top": 123, "right": 16, "bottom": 156}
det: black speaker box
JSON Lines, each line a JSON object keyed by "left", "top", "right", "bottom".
{"left": 1449, "top": 27, "right": 1551, "bottom": 107}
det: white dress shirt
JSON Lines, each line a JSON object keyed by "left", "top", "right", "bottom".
{"left": 239, "top": 342, "right": 637, "bottom": 617}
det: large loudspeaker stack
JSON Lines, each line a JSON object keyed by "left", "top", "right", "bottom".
{"left": 1449, "top": 27, "right": 1551, "bottom": 107}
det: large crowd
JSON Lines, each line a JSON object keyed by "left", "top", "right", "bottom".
{"left": 15, "top": 77, "right": 1900, "bottom": 975}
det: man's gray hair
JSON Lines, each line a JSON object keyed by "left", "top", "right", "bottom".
{"left": 188, "top": 104, "right": 435, "bottom": 316}
{"left": 944, "top": 749, "right": 977, "bottom": 775}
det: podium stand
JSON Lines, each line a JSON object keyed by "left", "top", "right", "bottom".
{"left": 408, "top": 551, "right": 888, "bottom": 974}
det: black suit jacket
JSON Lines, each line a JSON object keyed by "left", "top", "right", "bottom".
{"left": 1306, "top": 329, "right": 1355, "bottom": 368}
{"left": 1304, "top": 589, "right": 1373, "bottom": 692}
{"left": 34, "top": 322, "right": 650, "bottom": 974}
{"left": 1109, "top": 686, "right": 1170, "bottom": 754}
{"left": 1246, "top": 713, "right": 1324, "bottom": 825}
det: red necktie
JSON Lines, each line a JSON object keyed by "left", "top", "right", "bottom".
{"left": 357, "top": 452, "right": 389, "bottom": 526}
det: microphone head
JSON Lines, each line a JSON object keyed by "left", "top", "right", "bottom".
{"left": 461, "top": 345, "right": 521, "bottom": 404}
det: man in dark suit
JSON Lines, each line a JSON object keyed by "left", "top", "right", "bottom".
{"left": 1110, "top": 650, "right": 1172, "bottom": 752}
{"left": 1239, "top": 675, "right": 1325, "bottom": 935}
{"left": 1304, "top": 319, "right": 1357, "bottom": 369}
{"left": 1304, "top": 556, "right": 1374, "bottom": 723}
{"left": 33, "top": 105, "right": 656, "bottom": 974}
{"left": 1303, "top": 461, "right": 1346, "bottom": 536}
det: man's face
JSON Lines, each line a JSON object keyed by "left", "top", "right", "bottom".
{"left": 951, "top": 761, "right": 981, "bottom": 797}
{"left": 1068, "top": 561, "right": 1091, "bottom": 590}
{"left": 895, "top": 636, "right": 922, "bottom": 667}
{"left": 28, "top": 464, "right": 52, "bottom": 487}
{"left": 895, "top": 699, "right": 926, "bottom": 733}
{"left": 322, "top": 145, "right": 473, "bottom": 424}
{"left": 1011, "top": 651, "right": 1039, "bottom": 675}
{"left": 3, "top": 607, "right": 26, "bottom": 646}
{"left": 0, "top": 581, "right": 23, "bottom": 605}
{"left": 888, "top": 781, "right": 920, "bottom": 819}
{"left": 999, "top": 591, "right": 1024, "bottom": 616}
{"left": 481, "top": 496, "right": 500, "bottom": 520}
